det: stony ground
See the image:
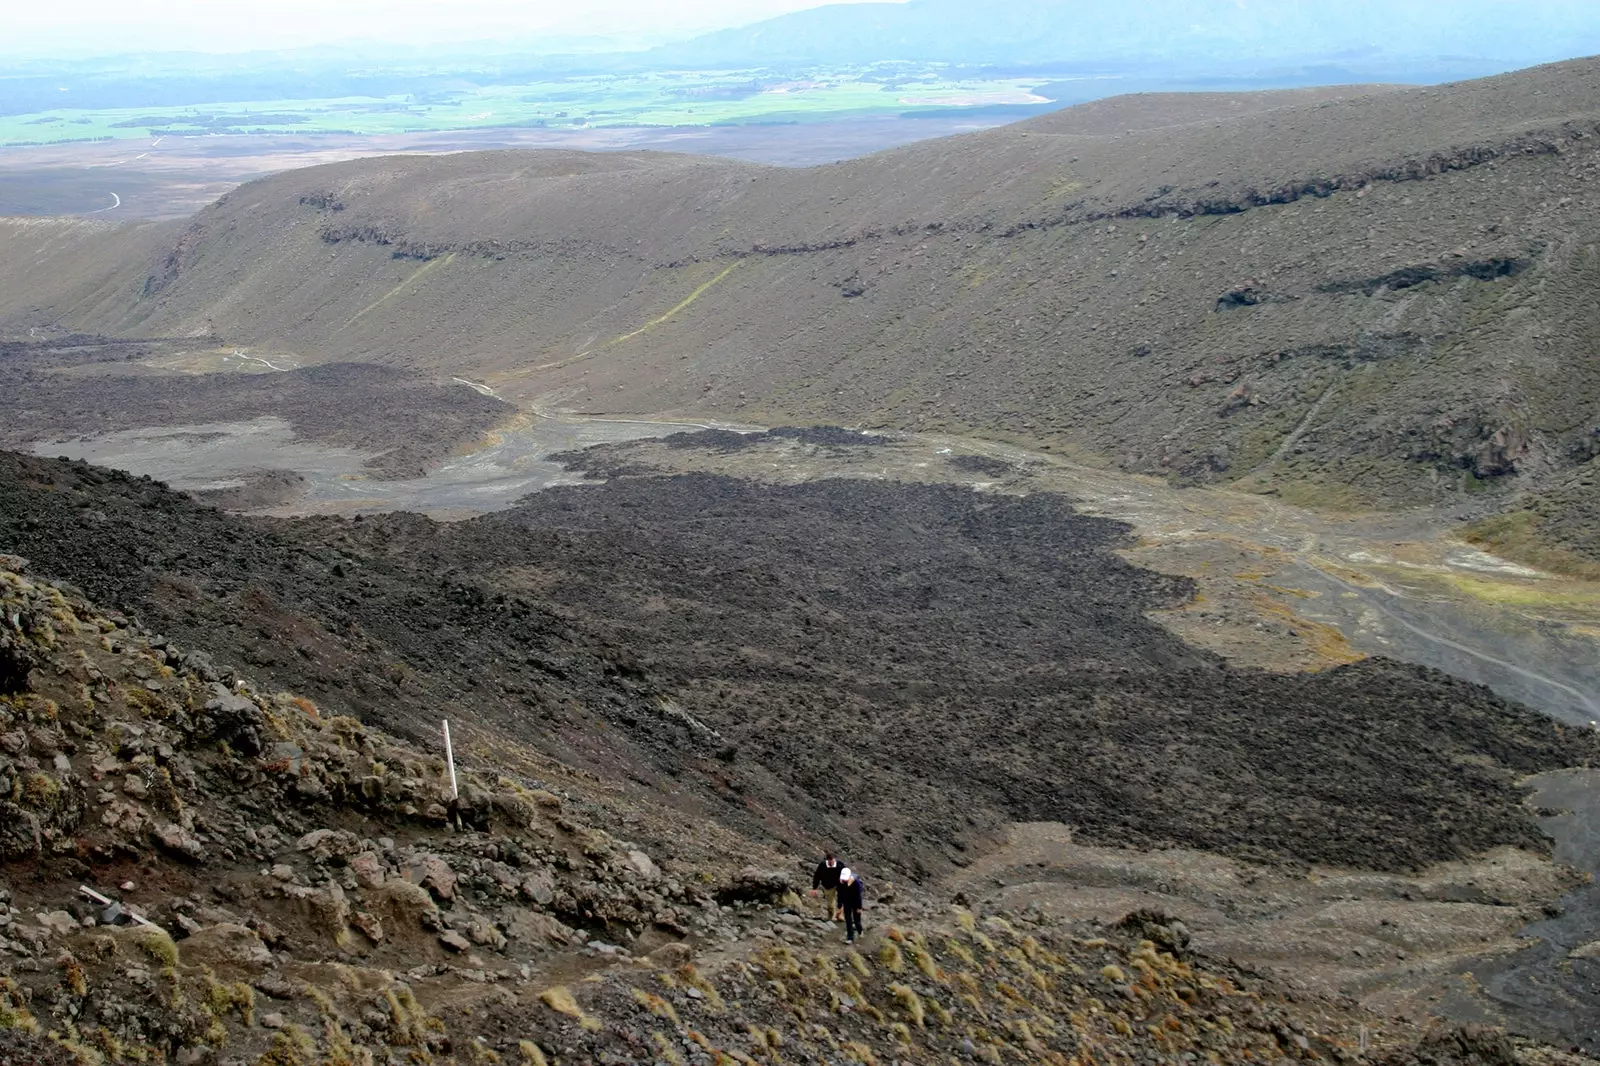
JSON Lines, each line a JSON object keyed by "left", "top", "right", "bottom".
{"left": 1, "top": 449, "right": 1594, "bottom": 888}
{"left": 3, "top": 557, "right": 1597, "bottom": 1066}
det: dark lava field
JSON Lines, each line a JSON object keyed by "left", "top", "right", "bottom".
{"left": 0, "top": 336, "right": 511, "bottom": 479}
{"left": 1, "top": 439, "right": 1593, "bottom": 881}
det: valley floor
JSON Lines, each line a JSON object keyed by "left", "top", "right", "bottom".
{"left": 550, "top": 426, "right": 1600, "bottom": 726}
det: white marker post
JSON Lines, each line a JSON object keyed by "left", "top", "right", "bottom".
{"left": 79, "top": 885, "right": 157, "bottom": 930}
{"left": 442, "top": 719, "right": 459, "bottom": 800}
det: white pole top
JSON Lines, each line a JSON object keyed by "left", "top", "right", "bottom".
{"left": 443, "top": 719, "right": 459, "bottom": 801}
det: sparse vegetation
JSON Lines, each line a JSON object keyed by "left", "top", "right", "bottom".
{"left": 0, "top": 526, "right": 1592, "bottom": 1066}
{"left": 538, "top": 986, "right": 601, "bottom": 1033}
{"left": 131, "top": 927, "right": 178, "bottom": 969}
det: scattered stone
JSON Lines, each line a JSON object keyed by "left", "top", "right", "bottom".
{"left": 372, "top": 879, "right": 440, "bottom": 930}
{"left": 649, "top": 942, "right": 693, "bottom": 968}
{"left": 439, "top": 930, "right": 472, "bottom": 953}
{"left": 407, "top": 855, "right": 457, "bottom": 902}
{"left": 182, "top": 923, "right": 274, "bottom": 968}
{"left": 351, "top": 911, "right": 385, "bottom": 944}
{"left": 466, "top": 917, "right": 507, "bottom": 951}
{"left": 348, "top": 851, "right": 386, "bottom": 889}
{"left": 503, "top": 910, "right": 575, "bottom": 946}
{"left": 520, "top": 871, "right": 555, "bottom": 906}
{"left": 627, "top": 850, "right": 661, "bottom": 880}
{"left": 154, "top": 822, "right": 205, "bottom": 862}
{"left": 297, "top": 828, "right": 337, "bottom": 853}
{"left": 254, "top": 975, "right": 296, "bottom": 1000}
{"left": 718, "top": 867, "right": 795, "bottom": 905}
{"left": 35, "top": 910, "right": 76, "bottom": 937}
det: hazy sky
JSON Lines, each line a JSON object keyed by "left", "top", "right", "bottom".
{"left": 5, "top": 0, "right": 898, "bottom": 56}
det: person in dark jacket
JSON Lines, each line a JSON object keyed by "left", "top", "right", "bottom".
{"left": 811, "top": 851, "right": 844, "bottom": 920}
{"left": 837, "top": 867, "right": 864, "bottom": 943}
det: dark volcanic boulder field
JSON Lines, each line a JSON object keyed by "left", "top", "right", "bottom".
{"left": 0, "top": 451, "right": 1592, "bottom": 877}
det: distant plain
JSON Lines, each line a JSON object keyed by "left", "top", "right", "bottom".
{"left": 0, "top": 59, "right": 1437, "bottom": 218}
{"left": 0, "top": 66, "right": 1062, "bottom": 146}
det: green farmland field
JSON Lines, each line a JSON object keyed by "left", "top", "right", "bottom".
{"left": 0, "top": 67, "right": 1057, "bottom": 146}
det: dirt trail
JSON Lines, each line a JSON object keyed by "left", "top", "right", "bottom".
{"left": 939, "top": 819, "right": 1599, "bottom": 1053}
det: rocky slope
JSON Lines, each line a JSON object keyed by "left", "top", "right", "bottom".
{"left": 2, "top": 60, "right": 1599, "bottom": 547}
{"left": 3, "top": 550, "right": 1597, "bottom": 1066}
{"left": 2, "top": 448, "right": 1595, "bottom": 886}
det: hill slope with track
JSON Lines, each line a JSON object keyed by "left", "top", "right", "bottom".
{"left": 3, "top": 466, "right": 1600, "bottom": 1063}
{"left": 9, "top": 568, "right": 1593, "bottom": 1066}
{"left": 2, "top": 59, "right": 1599, "bottom": 556}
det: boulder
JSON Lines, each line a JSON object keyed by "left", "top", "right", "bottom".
{"left": 649, "top": 942, "right": 693, "bottom": 969}
{"left": 628, "top": 850, "right": 661, "bottom": 880}
{"left": 35, "top": 910, "right": 76, "bottom": 937}
{"left": 100, "top": 801, "right": 149, "bottom": 836}
{"left": 466, "top": 918, "right": 507, "bottom": 951}
{"left": 490, "top": 791, "right": 537, "bottom": 827}
{"left": 350, "top": 911, "right": 384, "bottom": 944}
{"left": 280, "top": 883, "right": 351, "bottom": 943}
{"left": 438, "top": 930, "right": 472, "bottom": 953}
{"left": 297, "top": 828, "right": 359, "bottom": 863}
{"left": 372, "top": 879, "right": 439, "bottom": 928}
{"left": 348, "top": 852, "right": 386, "bottom": 889}
{"left": 203, "top": 684, "right": 264, "bottom": 756}
{"left": 716, "top": 867, "right": 796, "bottom": 905}
{"left": 0, "top": 805, "right": 42, "bottom": 860}
{"left": 296, "top": 829, "right": 336, "bottom": 853}
{"left": 0, "top": 631, "right": 36, "bottom": 697}
{"left": 504, "top": 910, "right": 576, "bottom": 947}
{"left": 154, "top": 822, "right": 206, "bottom": 862}
{"left": 1115, "top": 908, "right": 1191, "bottom": 958}
{"left": 181, "top": 923, "right": 273, "bottom": 968}
{"left": 406, "top": 855, "right": 457, "bottom": 902}
{"left": 520, "top": 871, "right": 556, "bottom": 906}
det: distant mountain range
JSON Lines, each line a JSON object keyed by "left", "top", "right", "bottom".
{"left": 651, "top": 0, "right": 1600, "bottom": 76}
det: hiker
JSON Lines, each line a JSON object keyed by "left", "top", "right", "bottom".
{"left": 837, "top": 867, "right": 864, "bottom": 943}
{"left": 811, "top": 851, "right": 845, "bottom": 920}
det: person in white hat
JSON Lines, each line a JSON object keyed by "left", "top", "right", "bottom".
{"left": 836, "top": 867, "right": 865, "bottom": 943}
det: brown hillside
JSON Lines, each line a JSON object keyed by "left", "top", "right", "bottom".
{"left": 4, "top": 448, "right": 1595, "bottom": 880}
{"left": 2, "top": 59, "right": 1599, "bottom": 521}
{"left": 13, "top": 548, "right": 1592, "bottom": 1066}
